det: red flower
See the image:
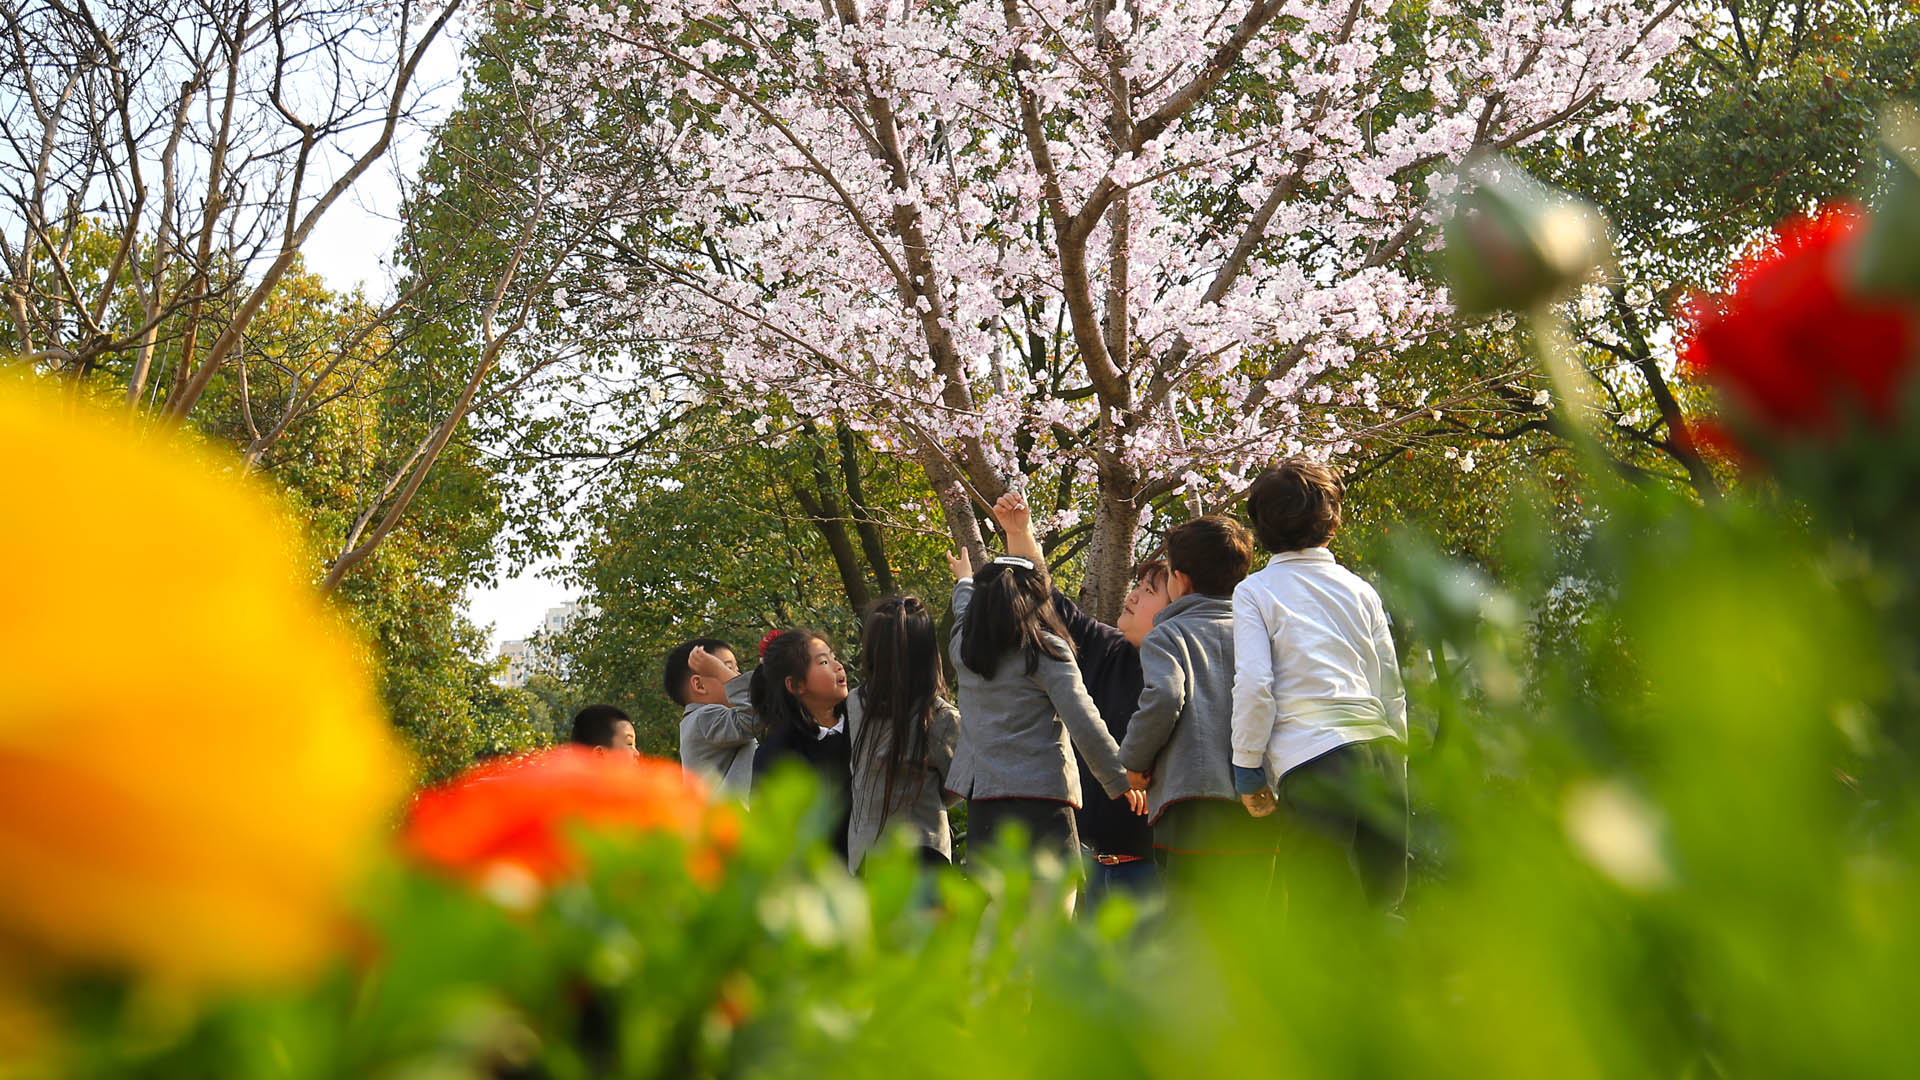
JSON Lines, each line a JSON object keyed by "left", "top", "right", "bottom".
{"left": 402, "top": 747, "right": 733, "bottom": 889}
{"left": 1682, "top": 205, "right": 1920, "bottom": 441}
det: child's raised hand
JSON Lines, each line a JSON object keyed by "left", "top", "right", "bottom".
{"left": 947, "top": 548, "right": 973, "bottom": 581}
{"left": 992, "top": 491, "right": 1032, "bottom": 534}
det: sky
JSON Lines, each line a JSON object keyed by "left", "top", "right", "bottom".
{"left": 299, "top": 30, "right": 574, "bottom": 654}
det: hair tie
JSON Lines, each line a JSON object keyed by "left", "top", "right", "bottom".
{"left": 758, "top": 629, "right": 783, "bottom": 659}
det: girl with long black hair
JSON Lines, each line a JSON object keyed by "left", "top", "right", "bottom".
{"left": 750, "top": 629, "right": 854, "bottom": 860}
{"left": 946, "top": 549, "right": 1147, "bottom": 871}
{"left": 846, "top": 596, "right": 962, "bottom": 871}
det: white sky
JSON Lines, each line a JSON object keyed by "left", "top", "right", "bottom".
{"left": 300, "top": 29, "right": 574, "bottom": 654}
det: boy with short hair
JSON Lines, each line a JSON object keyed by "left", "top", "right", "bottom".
{"left": 665, "top": 638, "right": 759, "bottom": 797}
{"left": 570, "top": 704, "right": 639, "bottom": 757}
{"left": 1117, "top": 514, "right": 1266, "bottom": 880}
{"left": 1232, "top": 457, "right": 1408, "bottom": 906}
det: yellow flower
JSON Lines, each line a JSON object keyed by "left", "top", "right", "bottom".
{"left": 0, "top": 379, "right": 406, "bottom": 988}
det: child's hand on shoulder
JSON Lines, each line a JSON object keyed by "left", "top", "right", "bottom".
{"left": 948, "top": 548, "right": 973, "bottom": 581}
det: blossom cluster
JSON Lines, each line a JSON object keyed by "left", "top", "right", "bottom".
{"left": 510, "top": 0, "right": 1679, "bottom": 515}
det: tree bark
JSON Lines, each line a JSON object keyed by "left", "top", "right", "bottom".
{"left": 1078, "top": 478, "right": 1140, "bottom": 623}
{"left": 795, "top": 429, "right": 874, "bottom": 613}
{"left": 790, "top": 477, "right": 873, "bottom": 615}
{"left": 918, "top": 442, "right": 988, "bottom": 566}
{"left": 835, "top": 423, "right": 896, "bottom": 597}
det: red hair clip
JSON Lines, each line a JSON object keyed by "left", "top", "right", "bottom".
{"left": 758, "top": 629, "right": 784, "bottom": 659}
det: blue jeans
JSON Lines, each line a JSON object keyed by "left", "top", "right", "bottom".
{"left": 1083, "top": 855, "right": 1159, "bottom": 912}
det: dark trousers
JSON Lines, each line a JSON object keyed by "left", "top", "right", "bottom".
{"left": 1272, "top": 739, "right": 1409, "bottom": 910}
{"left": 965, "top": 798, "right": 1078, "bottom": 868}
{"left": 1152, "top": 798, "right": 1283, "bottom": 894}
{"left": 1083, "top": 856, "right": 1159, "bottom": 912}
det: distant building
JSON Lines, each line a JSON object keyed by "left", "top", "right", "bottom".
{"left": 492, "top": 601, "right": 586, "bottom": 688}
{"left": 496, "top": 639, "right": 532, "bottom": 689}
{"left": 542, "top": 601, "right": 582, "bottom": 637}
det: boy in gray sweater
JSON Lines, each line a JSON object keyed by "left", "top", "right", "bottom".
{"left": 1117, "top": 515, "right": 1272, "bottom": 881}
{"left": 670, "top": 638, "right": 759, "bottom": 799}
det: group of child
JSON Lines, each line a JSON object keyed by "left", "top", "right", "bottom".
{"left": 571, "top": 458, "right": 1409, "bottom": 905}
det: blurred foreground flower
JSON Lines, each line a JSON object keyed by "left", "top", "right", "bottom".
{"left": 0, "top": 382, "right": 405, "bottom": 989}
{"left": 402, "top": 748, "right": 735, "bottom": 900}
{"left": 1444, "top": 161, "right": 1610, "bottom": 315}
{"left": 1852, "top": 102, "right": 1920, "bottom": 297}
{"left": 1682, "top": 206, "right": 1920, "bottom": 443}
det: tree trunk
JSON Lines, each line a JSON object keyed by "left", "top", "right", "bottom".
{"left": 835, "top": 423, "right": 897, "bottom": 596}
{"left": 791, "top": 480, "right": 874, "bottom": 614}
{"left": 1077, "top": 480, "right": 1140, "bottom": 623}
{"left": 919, "top": 444, "right": 987, "bottom": 565}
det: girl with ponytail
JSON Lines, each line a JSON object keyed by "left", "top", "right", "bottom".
{"left": 750, "top": 629, "right": 854, "bottom": 860}
{"left": 846, "top": 596, "right": 962, "bottom": 871}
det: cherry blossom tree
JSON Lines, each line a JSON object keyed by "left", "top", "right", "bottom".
{"left": 513, "top": 0, "right": 1684, "bottom": 616}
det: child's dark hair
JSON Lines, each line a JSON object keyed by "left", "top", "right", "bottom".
{"left": 854, "top": 596, "right": 946, "bottom": 816}
{"left": 750, "top": 629, "right": 839, "bottom": 742}
{"left": 570, "top": 704, "right": 632, "bottom": 748}
{"left": 1132, "top": 556, "right": 1169, "bottom": 593}
{"left": 958, "top": 559, "right": 1074, "bottom": 679}
{"left": 663, "top": 637, "right": 734, "bottom": 706}
{"left": 1163, "top": 515, "right": 1255, "bottom": 596}
{"left": 1245, "top": 457, "right": 1344, "bottom": 553}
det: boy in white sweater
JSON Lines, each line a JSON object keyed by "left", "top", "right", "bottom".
{"left": 1231, "top": 458, "right": 1408, "bottom": 907}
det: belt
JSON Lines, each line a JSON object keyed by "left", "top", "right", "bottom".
{"left": 1094, "top": 853, "right": 1146, "bottom": 866}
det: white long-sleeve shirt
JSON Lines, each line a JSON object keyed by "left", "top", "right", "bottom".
{"left": 1230, "top": 548, "right": 1406, "bottom": 781}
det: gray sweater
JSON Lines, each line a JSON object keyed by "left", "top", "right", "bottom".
{"left": 678, "top": 671, "right": 759, "bottom": 797}
{"left": 1117, "top": 593, "right": 1239, "bottom": 821}
{"left": 846, "top": 689, "right": 962, "bottom": 871}
{"left": 946, "top": 578, "right": 1129, "bottom": 806}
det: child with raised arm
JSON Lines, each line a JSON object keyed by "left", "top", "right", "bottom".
{"left": 946, "top": 546, "right": 1146, "bottom": 873}
{"left": 670, "top": 639, "right": 758, "bottom": 798}
{"left": 846, "top": 595, "right": 962, "bottom": 872}
{"left": 992, "top": 493, "right": 1165, "bottom": 900}
{"left": 1113, "top": 515, "right": 1272, "bottom": 883}
{"left": 1232, "top": 458, "right": 1409, "bottom": 907}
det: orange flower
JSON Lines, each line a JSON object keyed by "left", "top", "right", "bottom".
{"left": 0, "top": 380, "right": 405, "bottom": 988}
{"left": 402, "top": 748, "right": 733, "bottom": 890}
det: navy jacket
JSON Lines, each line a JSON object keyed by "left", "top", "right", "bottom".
{"left": 1051, "top": 591, "right": 1155, "bottom": 860}
{"left": 753, "top": 711, "right": 854, "bottom": 861}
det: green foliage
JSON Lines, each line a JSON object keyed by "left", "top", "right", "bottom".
{"left": 1341, "top": 1, "right": 1920, "bottom": 545}
{"left": 553, "top": 414, "right": 954, "bottom": 752}
{"left": 31, "top": 423, "right": 1920, "bottom": 1076}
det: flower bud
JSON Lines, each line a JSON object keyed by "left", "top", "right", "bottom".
{"left": 1851, "top": 102, "right": 1920, "bottom": 298}
{"left": 1444, "top": 161, "right": 1611, "bottom": 314}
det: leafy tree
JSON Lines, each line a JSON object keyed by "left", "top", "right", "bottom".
{"left": 1383, "top": 0, "right": 1920, "bottom": 503}
{"left": 552, "top": 414, "right": 954, "bottom": 751}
